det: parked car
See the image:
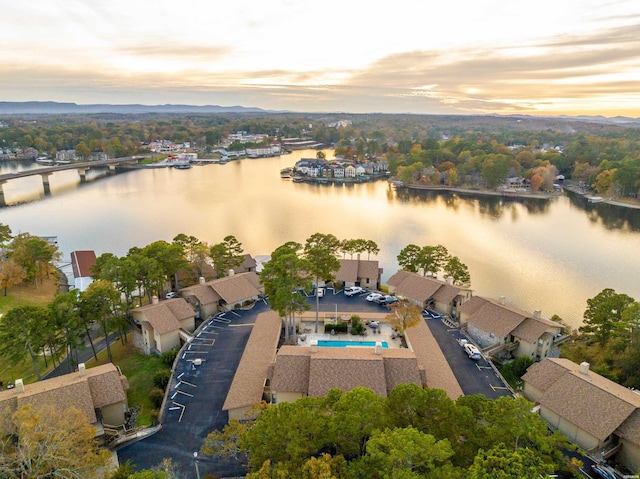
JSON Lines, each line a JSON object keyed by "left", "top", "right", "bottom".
{"left": 366, "top": 292, "right": 384, "bottom": 302}
{"left": 316, "top": 287, "right": 325, "bottom": 298}
{"left": 344, "top": 286, "right": 365, "bottom": 297}
{"left": 165, "top": 291, "right": 177, "bottom": 299}
{"left": 424, "top": 309, "right": 442, "bottom": 319}
{"left": 591, "top": 465, "right": 617, "bottom": 479}
{"left": 464, "top": 343, "right": 482, "bottom": 361}
{"left": 375, "top": 295, "right": 398, "bottom": 305}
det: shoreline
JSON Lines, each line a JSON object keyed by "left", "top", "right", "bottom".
{"left": 562, "top": 184, "right": 640, "bottom": 210}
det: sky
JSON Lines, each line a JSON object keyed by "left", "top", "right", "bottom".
{"left": 2, "top": 0, "right": 640, "bottom": 117}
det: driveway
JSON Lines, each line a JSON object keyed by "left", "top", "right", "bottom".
{"left": 424, "top": 317, "right": 512, "bottom": 399}
{"left": 117, "top": 301, "right": 270, "bottom": 477}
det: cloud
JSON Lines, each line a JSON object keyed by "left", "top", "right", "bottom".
{"left": 117, "top": 44, "right": 234, "bottom": 61}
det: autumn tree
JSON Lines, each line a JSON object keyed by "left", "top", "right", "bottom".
{"left": 9, "top": 233, "right": 60, "bottom": 287}
{"left": 0, "top": 404, "right": 111, "bottom": 479}
{"left": 385, "top": 300, "right": 422, "bottom": 335}
{"left": 0, "top": 259, "right": 26, "bottom": 295}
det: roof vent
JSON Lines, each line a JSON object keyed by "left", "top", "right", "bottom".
{"left": 152, "top": 295, "right": 159, "bottom": 305}
{"left": 499, "top": 295, "right": 506, "bottom": 305}
{"left": 533, "top": 310, "right": 542, "bottom": 319}
{"left": 579, "top": 362, "right": 590, "bottom": 375}
{"left": 199, "top": 276, "right": 205, "bottom": 284}
{"left": 375, "top": 342, "right": 382, "bottom": 355}
{"left": 78, "top": 363, "right": 86, "bottom": 376}
{"left": 15, "top": 379, "right": 24, "bottom": 393}
{"left": 446, "top": 276, "right": 454, "bottom": 285}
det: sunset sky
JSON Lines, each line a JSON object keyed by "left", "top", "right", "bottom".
{"left": 2, "top": 0, "right": 639, "bottom": 117}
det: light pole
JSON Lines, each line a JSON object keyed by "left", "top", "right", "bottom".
{"left": 193, "top": 451, "right": 201, "bottom": 479}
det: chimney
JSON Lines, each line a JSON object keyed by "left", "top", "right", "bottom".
{"left": 446, "top": 276, "right": 454, "bottom": 285}
{"left": 579, "top": 362, "right": 590, "bottom": 375}
{"left": 228, "top": 269, "right": 235, "bottom": 277}
{"left": 375, "top": 341, "right": 382, "bottom": 355}
{"left": 533, "top": 310, "right": 542, "bottom": 319}
{"left": 310, "top": 340, "right": 318, "bottom": 353}
{"left": 152, "top": 295, "right": 159, "bottom": 305}
{"left": 15, "top": 379, "right": 24, "bottom": 393}
{"left": 78, "top": 363, "right": 86, "bottom": 376}
{"left": 199, "top": 276, "right": 205, "bottom": 284}
{"left": 499, "top": 295, "right": 506, "bottom": 305}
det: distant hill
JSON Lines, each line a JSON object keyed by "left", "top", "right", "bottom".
{"left": 0, "top": 101, "right": 268, "bottom": 114}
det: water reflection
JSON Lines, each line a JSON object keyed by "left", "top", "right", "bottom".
{"left": 566, "top": 190, "right": 640, "bottom": 232}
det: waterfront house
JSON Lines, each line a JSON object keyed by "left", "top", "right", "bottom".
{"left": 335, "top": 257, "right": 382, "bottom": 290}
{"left": 0, "top": 363, "right": 129, "bottom": 439}
{"left": 458, "top": 296, "right": 565, "bottom": 360}
{"left": 355, "top": 165, "right": 366, "bottom": 176}
{"left": 522, "top": 358, "right": 640, "bottom": 472}
{"left": 131, "top": 297, "right": 196, "bottom": 355}
{"left": 70, "top": 250, "right": 96, "bottom": 292}
{"left": 180, "top": 271, "right": 263, "bottom": 320}
{"left": 387, "top": 270, "right": 471, "bottom": 319}
{"left": 344, "top": 164, "right": 356, "bottom": 178}
{"left": 333, "top": 165, "right": 345, "bottom": 178}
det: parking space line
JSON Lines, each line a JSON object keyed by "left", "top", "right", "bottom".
{"left": 175, "top": 390, "right": 194, "bottom": 398}
{"left": 183, "top": 350, "right": 209, "bottom": 354}
{"left": 476, "top": 364, "right": 492, "bottom": 370}
{"left": 171, "top": 401, "right": 185, "bottom": 422}
{"left": 229, "top": 323, "right": 254, "bottom": 327}
{"left": 490, "top": 384, "right": 511, "bottom": 391}
{"left": 191, "top": 339, "right": 215, "bottom": 346}
{"left": 180, "top": 380, "right": 196, "bottom": 388}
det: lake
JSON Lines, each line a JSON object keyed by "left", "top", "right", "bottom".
{"left": 2, "top": 150, "right": 639, "bottom": 329}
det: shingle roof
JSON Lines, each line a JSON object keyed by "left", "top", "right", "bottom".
{"left": 271, "top": 346, "right": 422, "bottom": 398}
{"left": 133, "top": 300, "right": 193, "bottom": 334}
{"left": 222, "top": 311, "right": 282, "bottom": 412}
{"left": 335, "top": 258, "right": 380, "bottom": 284}
{"left": 460, "top": 296, "right": 560, "bottom": 340}
{"left": 183, "top": 272, "right": 262, "bottom": 306}
{"left": 70, "top": 250, "right": 96, "bottom": 278}
{"left": 406, "top": 319, "right": 464, "bottom": 399}
{"left": 180, "top": 283, "right": 222, "bottom": 305}
{"left": 524, "top": 358, "right": 640, "bottom": 441}
{"left": 0, "top": 363, "right": 128, "bottom": 433}
{"left": 387, "top": 271, "right": 460, "bottom": 304}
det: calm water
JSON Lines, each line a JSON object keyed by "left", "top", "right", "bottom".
{"left": 2, "top": 150, "right": 639, "bottom": 329}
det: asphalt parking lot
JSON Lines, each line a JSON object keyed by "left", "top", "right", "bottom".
{"left": 424, "top": 316, "right": 513, "bottom": 399}
{"left": 117, "top": 301, "right": 270, "bottom": 478}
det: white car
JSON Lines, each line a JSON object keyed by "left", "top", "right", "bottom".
{"left": 165, "top": 291, "right": 177, "bottom": 299}
{"left": 366, "top": 292, "right": 384, "bottom": 302}
{"left": 344, "top": 286, "right": 365, "bottom": 297}
{"left": 464, "top": 343, "right": 482, "bottom": 360}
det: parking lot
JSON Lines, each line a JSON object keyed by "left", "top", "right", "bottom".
{"left": 117, "top": 301, "right": 270, "bottom": 477}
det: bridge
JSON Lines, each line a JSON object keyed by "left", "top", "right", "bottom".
{"left": 0, "top": 156, "right": 146, "bottom": 206}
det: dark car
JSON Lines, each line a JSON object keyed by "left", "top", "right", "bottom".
{"left": 374, "top": 295, "right": 398, "bottom": 305}
{"left": 591, "top": 464, "right": 617, "bottom": 479}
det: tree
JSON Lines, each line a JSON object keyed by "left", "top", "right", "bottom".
{"left": 303, "top": 233, "right": 341, "bottom": 333}
{"left": 260, "top": 242, "right": 311, "bottom": 342}
{"left": 481, "top": 155, "right": 509, "bottom": 189}
{"left": 579, "top": 288, "right": 635, "bottom": 346}
{"left": 210, "top": 235, "right": 244, "bottom": 278}
{"left": 173, "top": 233, "right": 210, "bottom": 283}
{"left": 0, "top": 404, "right": 111, "bottom": 478}
{"left": 0, "top": 305, "right": 48, "bottom": 380}
{"left": 397, "top": 244, "right": 422, "bottom": 273}
{"left": 0, "top": 259, "right": 26, "bottom": 295}
{"left": 385, "top": 300, "right": 422, "bottom": 335}
{"left": 49, "top": 290, "right": 85, "bottom": 374}
{"left": 443, "top": 256, "right": 471, "bottom": 286}
{"left": 467, "top": 444, "right": 555, "bottom": 479}
{"left": 417, "top": 245, "right": 450, "bottom": 276}
{"left": 9, "top": 233, "right": 59, "bottom": 287}
{"left": 0, "top": 223, "right": 11, "bottom": 247}
{"left": 80, "top": 280, "right": 121, "bottom": 363}
{"left": 75, "top": 140, "right": 90, "bottom": 160}
{"left": 142, "top": 240, "right": 187, "bottom": 292}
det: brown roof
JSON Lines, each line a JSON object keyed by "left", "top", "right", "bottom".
{"left": 387, "top": 271, "right": 459, "bottom": 304}
{"left": 461, "top": 296, "right": 560, "bottom": 341}
{"left": 222, "top": 310, "right": 282, "bottom": 412}
{"left": 334, "top": 258, "right": 381, "bottom": 283}
{"left": 71, "top": 250, "right": 97, "bottom": 278}
{"left": 180, "top": 283, "right": 222, "bottom": 305}
{"left": 406, "top": 319, "right": 464, "bottom": 400}
{"left": 272, "top": 346, "right": 422, "bottom": 398}
{"left": 132, "top": 300, "right": 194, "bottom": 334}
{"left": 0, "top": 363, "right": 128, "bottom": 432}
{"left": 524, "top": 358, "right": 640, "bottom": 441}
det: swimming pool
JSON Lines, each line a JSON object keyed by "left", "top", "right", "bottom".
{"left": 317, "top": 340, "right": 389, "bottom": 348}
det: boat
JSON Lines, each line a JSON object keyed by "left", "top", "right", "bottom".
{"left": 292, "top": 176, "right": 305, "bottom": 183}
{"left": 588, "top": 196, "right": 604, "bottom": 203}
{"left": 174, "top": 163, "right": 192, "bottom": 169}
{"left": 280, "top": 167, "right": 292, "bottom": 179}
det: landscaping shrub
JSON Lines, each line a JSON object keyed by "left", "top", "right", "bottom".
{"left": 149, "top": 387, "right": 165, "bottom": 408}
{"left": 148, "top": 409, "right": 160, "bottom": 426}
{"left": 161, "top": 349, "right": 178, "bottom": 367}
{"left": 325, "top": 322, "right": 347, "bottom": 334}
{"left": 152, "top": 369, "right": 171, "bottom": 390}
{"left": 350, "top": 316, "right": 366, "bottom": 335}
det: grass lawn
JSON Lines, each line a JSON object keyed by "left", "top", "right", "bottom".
{"left": 89, "top": 334, "right": 165, "bottom": 427}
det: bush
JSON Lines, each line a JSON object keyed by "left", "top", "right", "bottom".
{"left": 152, "top": 369, "right": 171, "bottom": 390}
{"left": 350, "top": 316, "right": 366, "bottom": 335}
{"left": 325, "top": 322, "right": 348, "bottom": 334}
{"left": 149, "top": 387, "right": 165, "bottom": 408}
{"left": 148, "top": 409, "right": 160, "bottom": 426}
{"left": 161, "top": 349, "right": 178, "bottom": 367}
